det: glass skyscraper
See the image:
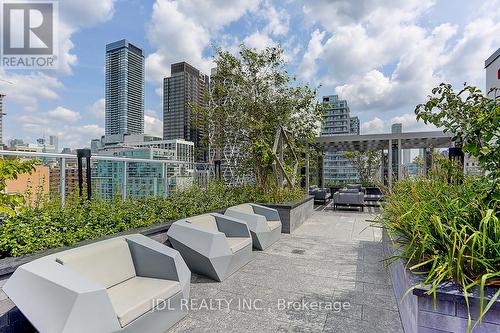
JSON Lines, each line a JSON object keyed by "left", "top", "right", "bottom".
{"left": 163, "top": 62, "right": 209, "bottom": 161}
{"left": 105, "top": 40, "right": 145, "bottom": 137}
{"left": 320, "top": 95, "right": 360, "bottom": 184}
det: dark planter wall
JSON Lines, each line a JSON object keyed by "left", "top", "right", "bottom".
{"left": 263, "top": 195, "right": 314, "bottom": 233}
{"left": 383, "top": 230, "right": 500, "bottom": 333}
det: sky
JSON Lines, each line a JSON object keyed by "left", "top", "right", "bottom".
{"left": 1, "top": 0, "right": 499, "bottom": 150}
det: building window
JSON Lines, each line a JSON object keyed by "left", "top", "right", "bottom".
{"left": 498, "top": 68, "right": 500, "bottom": 79}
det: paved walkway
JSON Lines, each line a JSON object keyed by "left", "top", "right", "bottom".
{"left": 0, "top": 207, "right": 403, "bottom": 333}
{"left": 169, "top": 207, "right": 403, "bottom": 332}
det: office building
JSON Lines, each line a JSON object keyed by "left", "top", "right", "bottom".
{"left": 391, "top": 123, "right": 402, "bottom": 134}
{"left": 485, "top": 48, "right": 500, "bottom": 98}
{"left": 49, "top": 163, "right": 80, "bottom": 198}
{"left": 105, "top": 40, "right": 145, "bottom": 138}
{"left": 49, "top": 135, "right": 59, "bottom": 153}
{"left": 11, "top": 139, "right": 56, "bottom": 153}
{"left": 94, "top": 135, "right": 195, "bottom": 198}
{"left": 61, "top": 148, "right": 75, "bottom": 154}
{"left": 320, "top": 95, "right": 359, "bottom": 184}
{"left": 163, "top": 62, "right": 209, "bottom": 161}
{"left": 7, "top": 138, "right": 24, "bottom": 149}
{"left": 391, "top": 123, "right": 411, "bottom": 165}
{"left": 350, "top": 117, "right": 360, "bottom": 135}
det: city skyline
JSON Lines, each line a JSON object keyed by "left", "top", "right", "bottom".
{"left": 0, "top": 0, "right": 499, "bottom": 149}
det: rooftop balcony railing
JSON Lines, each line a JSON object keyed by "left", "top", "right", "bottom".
{"left": 0, "top": 150, "right": 212, "bottom": 204}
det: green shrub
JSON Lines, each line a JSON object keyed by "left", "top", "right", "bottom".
{"left": 0, "top": 158, "right": 37, "bottom": 217}
{"left": 0, "top": 182, "right": 305, "bottom": 257}
{"left": 379, "top": 176, "right": 499, "bottom": 331}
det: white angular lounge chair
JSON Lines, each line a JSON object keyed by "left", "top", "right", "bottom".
{"left": 225, "top": 203, "right": 282, "bottom": 250}
{"left": 3, "top": 234, "right": 190, "bottom": 333}
{"left": 167, "top": 213, "right": 252, "bottom": 282}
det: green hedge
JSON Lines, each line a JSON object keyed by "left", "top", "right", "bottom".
{"left": 0, "top": 183, "right": 305, "bottom": 257}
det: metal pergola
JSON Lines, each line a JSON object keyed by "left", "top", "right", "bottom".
{"left": 310, "top": 131, "right": 455, "bottom": 187}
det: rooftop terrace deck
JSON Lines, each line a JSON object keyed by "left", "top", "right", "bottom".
{"left": 170, "top": 207, "right": 402, "bottom": 332}
{"left": 0, "top": 207, "right": 403, "bottom": 333}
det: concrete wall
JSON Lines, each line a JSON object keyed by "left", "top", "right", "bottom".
{"left": 383, "top": 230, "right": 500, "bottom": 333}
{"left": 383, "top": 230, "right": 418, "bottom": 333}
{"left": 417, "top": 296, "right": 500, "bottom": 333}
{"left": 264, "top": 196, "right": 314, "bottom": 233}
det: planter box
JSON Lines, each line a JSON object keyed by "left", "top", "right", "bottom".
{"left": 383, "top": 230, "right": 500, "bottom": 333}
{"left": 262, "top": 195, "right": 314, "bottom": 233}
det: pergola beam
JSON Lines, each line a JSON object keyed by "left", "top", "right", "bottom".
{"left": 314, "top": 130, "right": 454, "bottom": 188}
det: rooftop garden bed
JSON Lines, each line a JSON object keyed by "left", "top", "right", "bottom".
{"left": 0, "top": 182, "right": 305, "bottom": 258}
{"left": 377, "top": 83, "right": 499, "bottom": 332}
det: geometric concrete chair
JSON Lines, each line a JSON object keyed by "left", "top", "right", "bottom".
{"left": 225, "top": 203, "right": 281, "bottom": 250}
{"left": 167, "top": 213, "right": 252, "bottom": 282}
{"left": 3, "top": 234, "right": 190, "bottom": 333}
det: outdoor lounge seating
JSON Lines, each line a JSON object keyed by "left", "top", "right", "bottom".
{"left": 225, "top": 203, "right": 282, "bottom": 250}
{"left": 167, "top": 213, "right": 252, "bottom": 282}
{"left": 309, "top": 187, "right": 331, "bottom": 204}
{"left": 333, "top": 189, "right": 365, "bottom": 211}
{"left": 365, "top": 187, "right": 384, "bottom": 203}
{"left": 3, "top": 234, "right": 190, "bottom": 333}
{"left": 346, "top": 184, "right": 366, "bottom": 194}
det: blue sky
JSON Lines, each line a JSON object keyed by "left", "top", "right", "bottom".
{"left": 2, "top": 0, "right": 499, "bottom": 149}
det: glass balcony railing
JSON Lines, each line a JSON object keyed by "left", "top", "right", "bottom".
{"left": 0, "top": 150, "right": 212, "bottom": 203}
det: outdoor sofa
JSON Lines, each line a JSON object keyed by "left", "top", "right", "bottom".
{"left": 332, "top": 188, "right": 365, "bottom": 212}
{"left": 365, "top": 187, "right": 384, "bottom": 204}
{"left": 309, "top": 187, "right": 331, "bottom": 204}
{"left": 346, "top": 184, "right": 366, "bottom": 194}
{"left": 3, "top": 234, "right": 190, "bottom": 333}
{"left": 167, "top": 213, "right": 252, "bottom": 282}
{"left": 225, "top": 203, "right": 282, "bottom": 250}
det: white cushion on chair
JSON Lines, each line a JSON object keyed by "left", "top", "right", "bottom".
{"left": 267, "top": 221, "right": 281, "bottom": 231}
{"left": 56, "top": 238, "right": 136, "bottom": 289}
{"left": 186, "top": 215, "right": 219, "bottom": 232}
{"left": 236, "top": 204, "right": 255, "bottom": 214}
{"left": 107, "top": 276, "right": 181, "bottom": 327}
{"left": 226, "top": 237, "right": 252, "bottom": 253}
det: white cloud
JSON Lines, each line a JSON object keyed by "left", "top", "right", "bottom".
{"left": 335, "top": 70, "right": 395, "bottom": 111}
{"left": 303, "top": 0, "right": 434, "bottom": 30}
{"left": 145, "top": 0, "right": 211, "bottom": 84}
{"left": 17, "top": 111, "right": 104, "bottom": 148}
{"left": 144, "top": 113, "right": 163, "bottom": 138}
{"left": 361, "top": 117, "right": 384, "bottom": 134}
{"left": 58, "top": 0, "right": 116, "bottom": 75}
{"left": 243, "top": 31, "right": 276, "bottom": 51}
{"left": 146, "top": 0, "right": 262, "bottom": 85}
{"left": 261, "top": 2, "right": 290, "bottom": 36}
{"left": 391, "top": 113, "right": 437, "bottom": 132}
{"left": 440, "top": 18, "right": 500, "bottom": 89}
{"left": 1, "top": 0, "right": 115, "bottom": 142}
{"left": 175, "top": 0, "right": 261, "bottom": 32}
{"left": 298, "top": 29, "right": 326, "bottom": 81}
{"left": 48, "top": 106, "right": 81, "bottom": 122}
{"left": 0, "top": 70, "right": 62, "bottom": 112}
{"left": 88, "top": 98, "right": 105, "bottom": 120}
{"left": 300, "top": 0, "right": 492, "bottom": 116}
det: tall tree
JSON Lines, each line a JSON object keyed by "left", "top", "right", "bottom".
{"left": 415, "top": 83, "right": 500, "bottom": 194}
{"left": 344, "top": 151, "right": 381, "bottom": 184}
{"left": 194, "top": 45, "right": 325, "bottom": 188}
